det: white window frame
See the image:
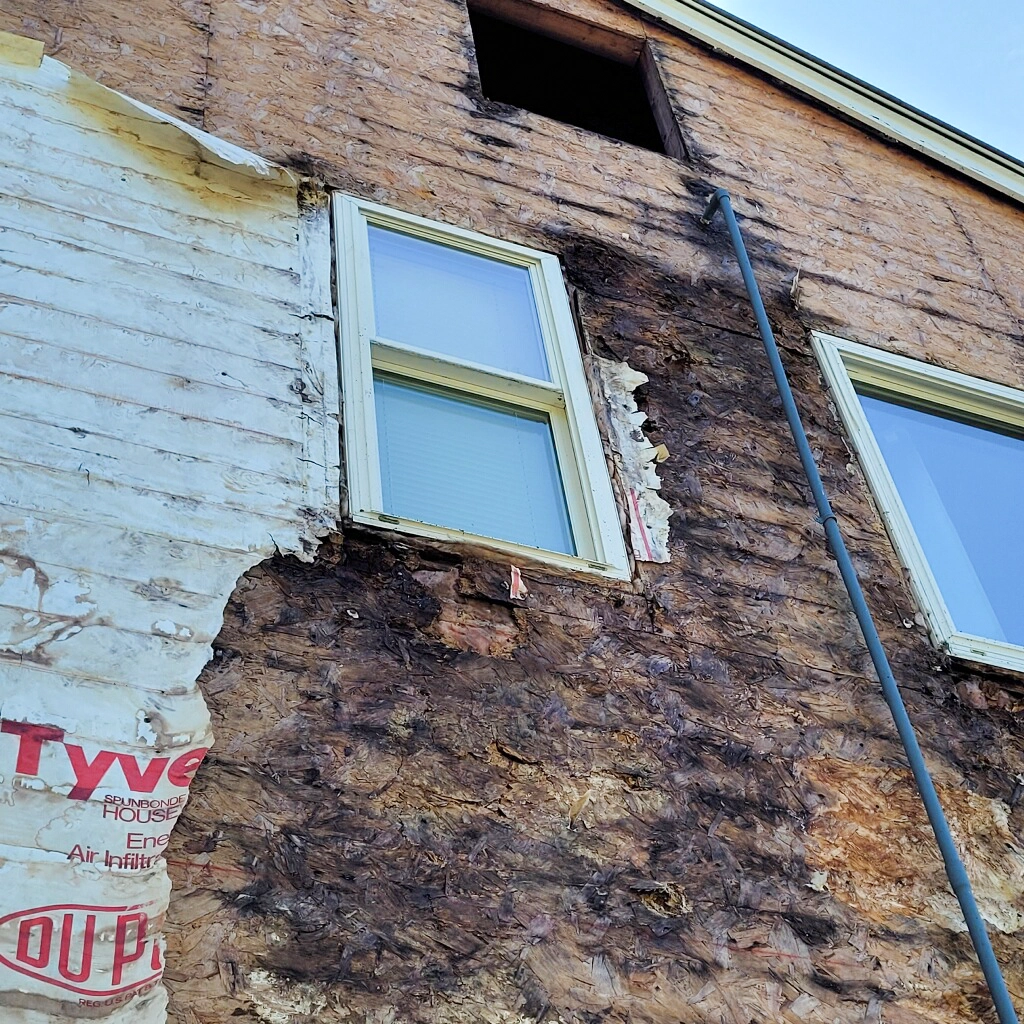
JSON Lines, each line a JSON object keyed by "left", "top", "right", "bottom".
{"left": 813, "top": 331, "right": 1024, "bottom": 674}
{"left": 334, "top": 195, "right": 629, "bottom": 580}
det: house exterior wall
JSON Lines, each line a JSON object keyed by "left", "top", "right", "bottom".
{"left": 0, "top": 1, "right": 1022, "bottom": 1023}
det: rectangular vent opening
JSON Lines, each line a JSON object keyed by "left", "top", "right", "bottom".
{"left": 468, "top": 3, "right": 683, "bottom": 156}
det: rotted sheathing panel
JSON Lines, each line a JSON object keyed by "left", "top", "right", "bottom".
{"left": 1, "top": 0, "right": 1024, "bottom": 1022}
{"left": 156, "top": 0, "right": 1024, "bottom": 1020}
{"left": 0, "top": 36, "right": 337, "bottom": 1021}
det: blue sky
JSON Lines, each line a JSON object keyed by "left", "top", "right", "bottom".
{"left": 708, "top": 0, "right": 1024, "bottom": 161}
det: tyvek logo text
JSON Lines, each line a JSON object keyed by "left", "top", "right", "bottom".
{"left": 0, "top": 720, "right": 207, "bottom": 800}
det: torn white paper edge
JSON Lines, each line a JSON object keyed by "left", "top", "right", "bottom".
{"left": 509, "top": 565, "right": 529, "bottom": 600}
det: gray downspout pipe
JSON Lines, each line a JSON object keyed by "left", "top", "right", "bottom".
{"left": 700, "top": 187, "right": 1019, "bottom": 1024}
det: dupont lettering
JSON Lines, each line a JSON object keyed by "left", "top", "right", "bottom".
{"left": 0, "top": 902, "right": 163, "bottom": 998}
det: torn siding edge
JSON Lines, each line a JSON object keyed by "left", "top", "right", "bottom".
{"left": 592, "top": 356, "right": 672, "bottom": 563}
{"left": 297, "top": 183, "right": 343, "bottom": 547}
{"left": 0, "top": 28, "right": 43, "bottom": 67}
{"left": 0, "top": 29, "right": 294, "bottom": 186}
{"left": 87, "top": 83, "right": 296, "bottom": 186}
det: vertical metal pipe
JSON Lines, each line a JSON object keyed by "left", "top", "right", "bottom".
{"left": 700, "top": 187, "right": 1019, "bottom": 1024}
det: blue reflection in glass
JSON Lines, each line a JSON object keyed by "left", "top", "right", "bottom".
{"left": 368, "top": 226, "right": 550, "bottom": 381}
{"left": 858, "top": 392, "right": 1024, "bottom": 646}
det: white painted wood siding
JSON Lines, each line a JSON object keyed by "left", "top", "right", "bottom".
{"left": 0, "top": 33, "right": 338, "bottom": 1022}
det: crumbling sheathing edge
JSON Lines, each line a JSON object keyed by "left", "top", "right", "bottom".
{"left": 591, "top": 355, "right": 672, "bottom": 563}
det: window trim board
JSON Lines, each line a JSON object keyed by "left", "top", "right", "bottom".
{"left": 334, "top": 194, "right": 630, "bottom": 580}
{"left": 813, "top": 330, "right": 1024, "bottom": 674}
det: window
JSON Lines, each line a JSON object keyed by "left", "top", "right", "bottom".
{"left": 813, "top": 332, "right": 1024, "bottom": 673}
{"left": 334, "top": 195, "right": 629, "bottom": 579}
{"left": 467, "top": 0, "right": 685, "bottom": 157}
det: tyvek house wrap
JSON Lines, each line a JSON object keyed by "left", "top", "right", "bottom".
{"left": 0, "top": 32, "right": 338, "bottom": 1020}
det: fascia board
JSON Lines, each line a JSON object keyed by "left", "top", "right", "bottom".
{"left": 628, "top": 0, "right": 1024, "bottom": 206}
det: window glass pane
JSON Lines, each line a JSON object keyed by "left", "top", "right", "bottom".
{"left": 368, "top": 225, "right": 550, "bottom": 381}
{"left": 858, "top": 392, "right": 1024, "bottom": 646}
{"left": 374, "top": 375, "right": 575, "bottom": 555}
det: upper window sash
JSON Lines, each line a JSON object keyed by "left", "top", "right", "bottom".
{"left": 334, "top": 195, "right": 629, "bottom": 579}
{"left": 813, "top": 331, "right": 1024, "bottom": 674}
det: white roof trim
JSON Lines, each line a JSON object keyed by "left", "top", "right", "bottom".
{"left": 628, "top": 0, "right": 1024, "bottom": 205}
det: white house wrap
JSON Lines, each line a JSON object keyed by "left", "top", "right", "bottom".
{"left": 0, "top": 32, "right": 338, "bottom": 1020}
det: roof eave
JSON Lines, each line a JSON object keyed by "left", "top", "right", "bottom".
{"left": 629, "top": 0, "right": 1024, "bottom": 205}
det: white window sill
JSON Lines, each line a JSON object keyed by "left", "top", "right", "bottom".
{"left": 349, "top": 510, "right": 632, "bottom": 583}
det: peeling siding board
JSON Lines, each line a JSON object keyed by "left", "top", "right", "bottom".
{"left": 0, "top": 35, "right": 337, "bottom": 1021}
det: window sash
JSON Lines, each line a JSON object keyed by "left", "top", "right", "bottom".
{"left": 366, "top": 223, "right": 552, "bottom": 380}
{"left": 371, "top": 340, "right": 565, "bottom": 411}
{"left": 335, "top": 195, "right": 629, "bottom": 578}
{"left": 813, "top": 331, "right": 1024, "bottom": 673}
